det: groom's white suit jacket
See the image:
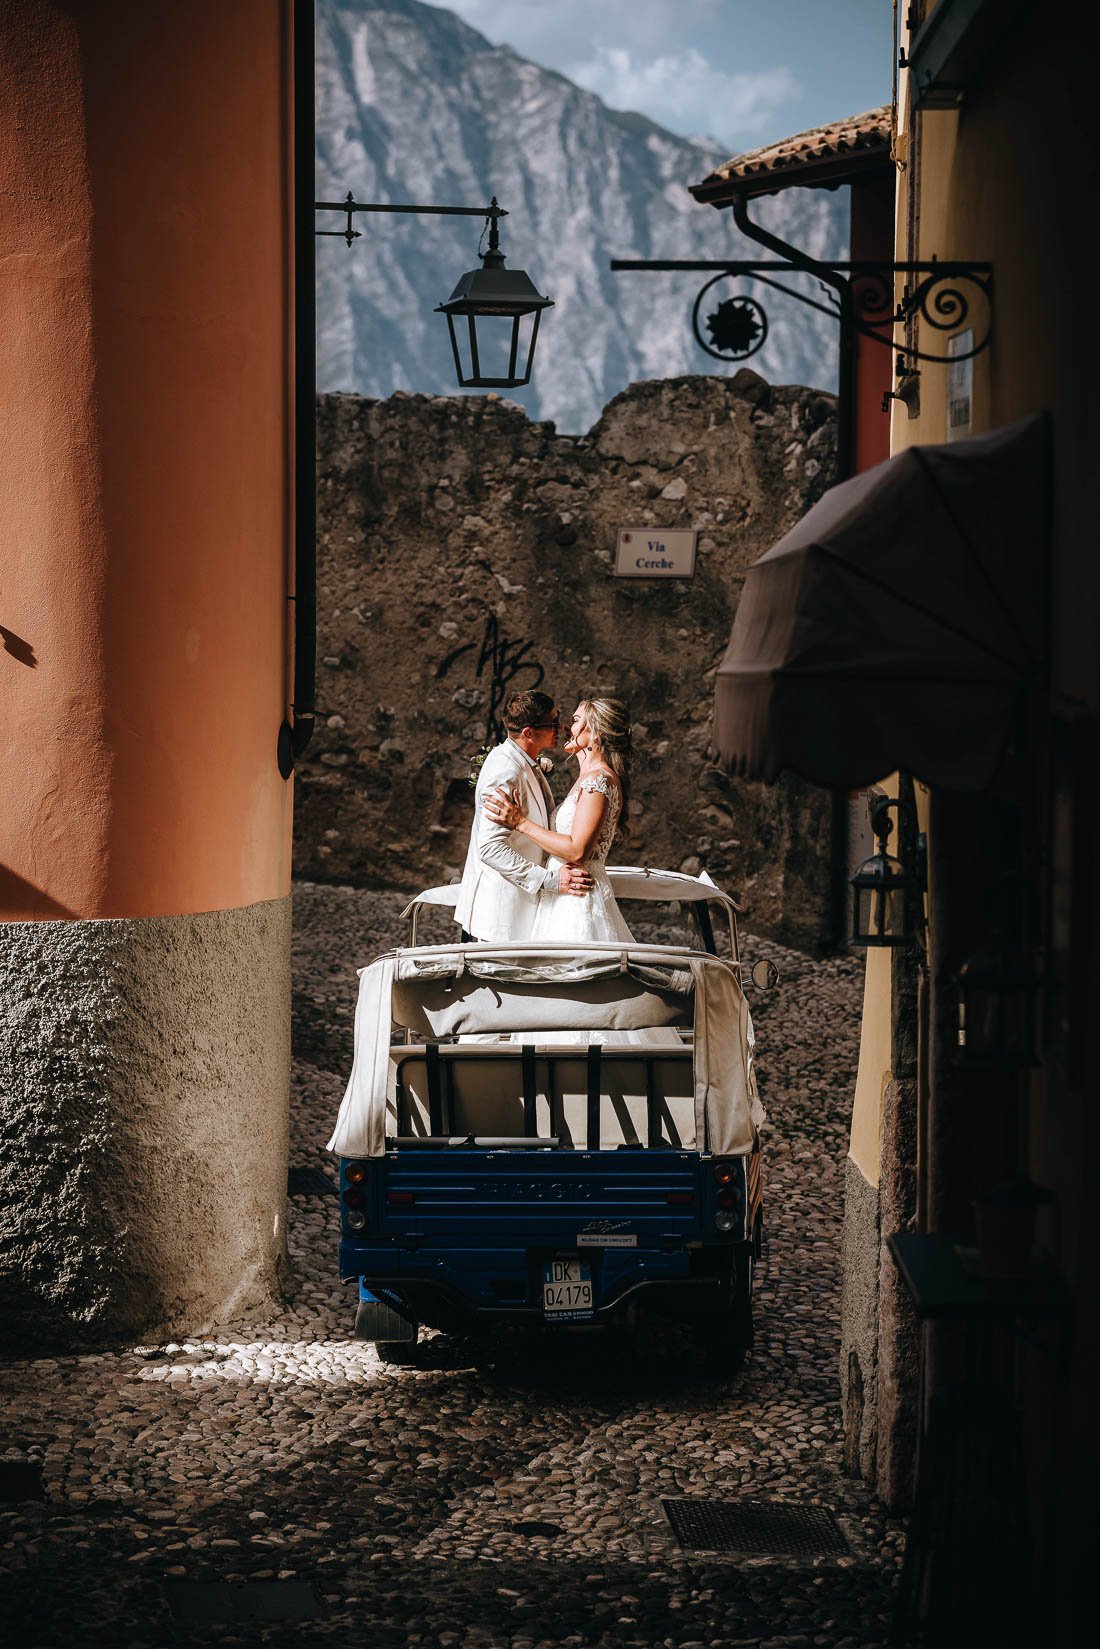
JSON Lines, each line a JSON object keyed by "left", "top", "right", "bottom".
{"left": 454, "top": 739, "right": 557, "bottom": 941}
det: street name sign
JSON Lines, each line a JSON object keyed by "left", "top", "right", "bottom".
{"left": 614, "top": 528, "right": 697, "bottom": 578}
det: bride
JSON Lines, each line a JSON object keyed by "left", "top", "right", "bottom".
{"left": 482, "top": 696, "right": 637, "bottom": 944}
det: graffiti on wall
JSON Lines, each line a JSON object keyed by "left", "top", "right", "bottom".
{"left": 437, "top": 613, "right": 545, "bottom": 744}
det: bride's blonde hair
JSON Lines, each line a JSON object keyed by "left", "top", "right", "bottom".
{"left": 579, "top": 698, "right": 633, "bottom": 818}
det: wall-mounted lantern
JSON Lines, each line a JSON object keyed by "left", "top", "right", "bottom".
{"left": 850, "top": 796, "right": 925, "bottom": 948}
{"left": 954, "top": 877, "right": 1038, "bottom": 1067}
{"left": 316, "top": 192, "right": 552, "bottom": 391}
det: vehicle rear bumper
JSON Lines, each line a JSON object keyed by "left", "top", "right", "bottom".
{"left": 341, "top": 1239, "right": 746, "bottom": 1334}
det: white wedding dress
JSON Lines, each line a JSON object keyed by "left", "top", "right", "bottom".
{"left": 531, "top": 774, "right": 634, "bottom": 944}
{"left": 524, "top": 775, "right": 680, "bottom": 1046}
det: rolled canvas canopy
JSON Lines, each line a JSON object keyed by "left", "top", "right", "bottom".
{"left": 327, "top": 943, "right": 760, "bottom": 1158}
{"left": 713, "top": 415, "right": 1048, "bottom": 790}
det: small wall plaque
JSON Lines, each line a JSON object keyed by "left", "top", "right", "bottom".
{"left": 946, "top": 329, "right": 974, "bottom": 442}
{"left": 614, "top": 528, "right": 697, "bottom": 578}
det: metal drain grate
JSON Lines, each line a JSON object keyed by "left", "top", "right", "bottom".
{"left": 287, "top": 1166, "right": 337, "bottom": 1199}
{"left": 662, "top": 1497, "right": 849, "bottom": 1556}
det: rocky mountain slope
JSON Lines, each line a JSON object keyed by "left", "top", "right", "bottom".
{"left": 316, "top": 0, "right": 847, "bottom": 432}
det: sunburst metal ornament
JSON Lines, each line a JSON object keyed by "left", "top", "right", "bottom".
{"left": 705, "top": 295, "right": 768, "bottom": 359}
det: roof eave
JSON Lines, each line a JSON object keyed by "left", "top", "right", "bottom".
{"left": 690, "top": 143, "right": 891, "bottom": 208}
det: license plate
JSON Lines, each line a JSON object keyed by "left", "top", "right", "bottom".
{"left": 542, "top": 1259, "right": 593, "bottom": 1321}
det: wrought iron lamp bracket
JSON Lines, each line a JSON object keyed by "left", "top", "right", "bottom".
{"left": 314, "top": 191, "right": 508, "bottom": 248}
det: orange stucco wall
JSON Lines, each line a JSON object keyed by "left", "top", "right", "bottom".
{"left": 0, "top": 0, "right": 293, "bottom": 919}
{"left": 849, "top": 173, "right": 894, "bottom": 476}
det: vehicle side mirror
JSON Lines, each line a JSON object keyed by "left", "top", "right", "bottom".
{"left": 750, "top": 958, "right": 780, "bottom": 990}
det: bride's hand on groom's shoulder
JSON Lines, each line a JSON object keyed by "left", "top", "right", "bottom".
{"left": 483, "top": 785, "right": 525, "bottom": 831}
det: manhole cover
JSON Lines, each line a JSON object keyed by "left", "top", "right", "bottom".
{"left": 0, "top": 1462, "right": 44, "bottom": 1502}
{"left": 165, "top": 1581, "right": 322, "bottom": 1625}
{"left": 662, "top": 1497, "right": 849, "bottom": 1556}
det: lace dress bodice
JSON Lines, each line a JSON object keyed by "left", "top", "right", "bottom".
{"left": 552, "top": 773, "right": 620, "bottom": 867}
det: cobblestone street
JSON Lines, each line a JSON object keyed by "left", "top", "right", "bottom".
{"left": 1, "top": 885, "right": 906, "bottom": 1647}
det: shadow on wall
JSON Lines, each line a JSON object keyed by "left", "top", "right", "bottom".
{"left": 1, "top": 624, "right": 37, "bottom": 666}
{"left": 0, "top": 866, "right": 75, "bottom": 919}
{"left": 297, "top": 375, "right": 839, "bottom": 952}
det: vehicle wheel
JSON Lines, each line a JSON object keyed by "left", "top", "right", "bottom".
{"left": 698, "top": 1251, "right": 753, "bottom": 1374}
{"left": 375, "top": 1332, "right": 421, "bottom": 1366}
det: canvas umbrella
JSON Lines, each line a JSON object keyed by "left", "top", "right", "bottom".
{"left": 712, "top": 414, "right": 1048, "bottom": 790}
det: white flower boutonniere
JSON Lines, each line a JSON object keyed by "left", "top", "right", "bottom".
{"left": 466, "top": 745, "right": 493, "bottom": 787}
{"left": 537, "top": 754, "right": 555, "bottom": 776}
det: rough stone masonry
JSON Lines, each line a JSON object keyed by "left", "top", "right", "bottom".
{"left": 298, "top": 372, "right": 837, "bottom": 950}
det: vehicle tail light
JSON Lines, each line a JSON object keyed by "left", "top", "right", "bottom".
{"left": 386, "top": 1191, "right": 415, "bottom": 1207}
{"left": 345, "top": 1161, "right": 367, "bottom": 1184}
{"left": 665, "top": 1191, "right": 694, "bottom": 1206}
{"left": 345, "top": 1209, "right": 366, "bottom": 1231}
{"left": 342, "top": 1186, "right": 364, "bottom": 1208}
{"left": 714, "top": 1161, "right": 736, "bottom": 1185}
{"left": 718, "top": 1188, "right": 738, "bottom": 1210}
{"left": 715, "top": 1210, "right": 736, "bottom": 1233}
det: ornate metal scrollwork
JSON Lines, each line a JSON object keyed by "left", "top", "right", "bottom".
{"left": 850, "top": 265, "right": 993, "bottom": 366}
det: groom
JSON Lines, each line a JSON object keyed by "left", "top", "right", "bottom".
{"left": 455, "top": 689, "right": 592, "bottom": 942}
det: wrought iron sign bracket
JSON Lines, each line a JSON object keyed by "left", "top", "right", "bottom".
{"left": 609, "top": 252, "right": 993, "bottom": 371}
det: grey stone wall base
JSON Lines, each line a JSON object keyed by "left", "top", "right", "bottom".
{"left": 840, "top": 1154, "right": 880, "bottom": 1481}
{"left": 1, "top": 897, "right": 291, "bottom": 1352}
{"left": 875, "top": 1074, "right": 920, "bottom": 1510}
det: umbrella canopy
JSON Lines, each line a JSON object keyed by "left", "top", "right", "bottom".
{"left": 713, "top": 414, "right": 1048, "bottom": 790}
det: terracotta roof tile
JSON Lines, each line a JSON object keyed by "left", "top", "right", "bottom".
{"left": 691, "top": 107, "right": 892, "bottom": 204}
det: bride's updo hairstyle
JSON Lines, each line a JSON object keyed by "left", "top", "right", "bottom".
{"left": 579, "top": 698, "right": 633, "bottom": 815}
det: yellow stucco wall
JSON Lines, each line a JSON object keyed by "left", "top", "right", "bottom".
{"left": 883, "top": 1, "right": 1098, "bottom": 1458}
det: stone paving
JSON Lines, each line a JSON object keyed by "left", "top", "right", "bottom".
{"left": 1, "top": 884, "right": 905, "bottom": 1647}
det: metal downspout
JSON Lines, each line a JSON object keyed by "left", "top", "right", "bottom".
{"left": 280, "top": 0, "right": 316, "bottom": 778}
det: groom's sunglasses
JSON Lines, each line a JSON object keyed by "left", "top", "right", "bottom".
{"left": 529, "top": 715, "right": 561, "bottom": 729}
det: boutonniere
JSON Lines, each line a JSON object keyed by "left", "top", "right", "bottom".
{"left": 537, "top": 755, "right": 555, "bottom": 776}
{"left": 467, "top": 744, "right": 493, "bottom": 787}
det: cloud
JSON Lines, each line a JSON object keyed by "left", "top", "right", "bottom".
{"left": 570, "top": 47, "right": 800, "bottom": 150}
{"left": 447, "top": 1, "right": 800, "bottom": 151}
{"left": 454, "top": 0, "right": 725, "bottom": 60}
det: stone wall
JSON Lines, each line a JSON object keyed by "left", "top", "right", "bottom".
{"left": 297, "top": 374, "right": 838, "bottom": 950}
{"left": 0, "top": 899, "right": 290, "bottom": 1350}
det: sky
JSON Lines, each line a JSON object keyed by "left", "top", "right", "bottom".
{"left": 445, "top": 0, "right": 894, "bottom": 155}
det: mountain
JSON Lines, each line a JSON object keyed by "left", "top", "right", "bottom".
{"left": 315, "top": 0, "right": 847, "bottom": 434}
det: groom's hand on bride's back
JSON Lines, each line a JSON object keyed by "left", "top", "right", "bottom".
{"left": 559, "top": 863, "right": 593, "bottom": 896}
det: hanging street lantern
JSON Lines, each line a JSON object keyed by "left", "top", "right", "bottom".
{"left": 315, "top": 192, "right": 552, "bottom": 393}
{"left": 435, "top": 199, "right": 553, "bottom": 390}
{"left": 850, "top": 796, "right": 923, "bottom": 948}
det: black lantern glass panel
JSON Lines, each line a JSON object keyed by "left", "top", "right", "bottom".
{"left": 435, "top": 203, "right": 553, "bottom": 389}
{"left": 851, "top": 849, "right": 911, "bottom": 946}
{"left": 955, "top": 946, "right": 1038, "bottom": 1067}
